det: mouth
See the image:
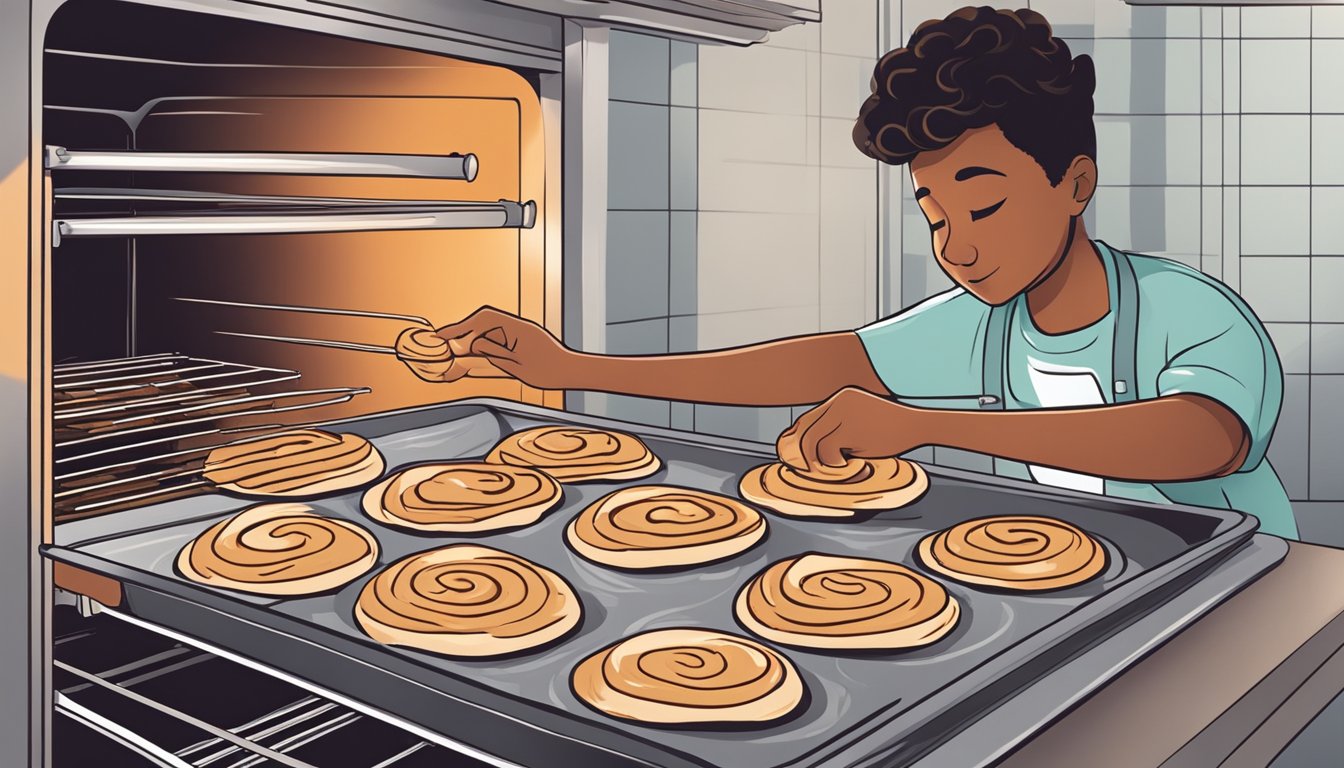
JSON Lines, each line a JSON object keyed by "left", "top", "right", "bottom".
{"left": 967, "top": 267, "right": 1000, "bottom": 285}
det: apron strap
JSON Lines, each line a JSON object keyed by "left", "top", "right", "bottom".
{"left": 1111, "top": 247, "right": 1140, "bottom": 404}
{"left": 978, "top": 243, "right": 1142, "bottom": 409}
{"left": 980, "top": 302, "right": 1009, "bottom": 410}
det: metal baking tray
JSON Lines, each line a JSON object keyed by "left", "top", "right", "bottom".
{"left": 47, "top": 398, "right": 1262, "bottom": 768}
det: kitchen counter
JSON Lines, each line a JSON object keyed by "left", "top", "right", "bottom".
{"left": 1001, "top": 540, "right": 1344, "bottom": 767}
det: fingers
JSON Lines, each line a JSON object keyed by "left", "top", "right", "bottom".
{"left": 434, "top": 306, "right": 514, "bottom": 344}
{"left": 797, "top": 416, "right": 843, "bottom": 473}
{"left": 469, "top": 336, "right": 520, "bottom": 365}
{"left": 777, "top": 401, "right": 831, "bottom": 471}
{"left": 812, "top": 427, "right": 849, "bottom": 470}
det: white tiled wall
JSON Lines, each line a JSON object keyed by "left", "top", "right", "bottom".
{"left": 588, "top": 1, "right": 881, "bottom": 442}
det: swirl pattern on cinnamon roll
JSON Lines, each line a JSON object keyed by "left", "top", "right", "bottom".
{"left": 362, "top": 463, "right": 562, "bottom": 533}
{"left": 355, "top": 544, "right": 581, "bottom": 658}
{"left": 738, "top": 457, "right": 927, "bottom": 519}
{"left": 177, "top": 503, "right": 379, "bottom": 596}
{"left": 571, "top": 628, "right": 804, "bottom": 726}
{"left": 486, "top": 426, "right": 660, "bottom": 483}
{"left": 735, "top": 553, "right": 958, "bottom": 650}
{"left": 566, "top": 486, "right": 766, "bottom": 569}
{"left": 395, "top": 328, "right": 507, "bottom": 383}
{"left": 203, "top": 429, "right": 385, "bottom": 497}
{"left": 917, "top": 515, "right": 1107, "bottom": 591}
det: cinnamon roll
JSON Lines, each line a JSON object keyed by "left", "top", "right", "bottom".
{"left": 917, "top": 515, "right": 1107, "bottom": 591}
{"left": 735, "top": 553, "right": 959, "bottom": 650}
{"left": 738, "top": 457, "right": 927, "bottom": 519}
{"left": 177, "top": 503, "right": 378, "bottom": 596}
{"left": 361, "top": 462, "right": 562, "bottom": 533}
{"left": 203, "top": 429, "right": 385, "bottom": 497}
{"left": 571, "top": 628, "right": 804, "bottom": 726}
{"left": 566, "top": 486, "right": 766, "bottom": 569}
{"left": 355, "top": 544, "right": 581, "bottom": 658}
{"left": 485, "top": 426, "right": 660, "bottom": 483}
{"left": 395, "top": 328, "right": 508, "bottom": 383}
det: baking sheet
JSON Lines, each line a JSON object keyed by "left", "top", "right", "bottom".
{"left": 51, "top": 399, "right": 1258, "bottom": 768}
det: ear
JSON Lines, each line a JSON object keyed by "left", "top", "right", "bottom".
{"left": 1063, "top": 155, "right": 1097, "bottom": 216}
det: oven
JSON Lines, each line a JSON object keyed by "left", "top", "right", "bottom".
{"left": 2, "top": 2, "right": 1293, "bottom": 767}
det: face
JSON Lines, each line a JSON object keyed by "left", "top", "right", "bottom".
{"left": 909, "top": 124, "right": 1091, "bottom": 305}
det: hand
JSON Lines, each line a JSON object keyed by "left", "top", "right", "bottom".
{"left": 434, "top": 306, "right": 579, "bottom": 389}
{"left": 776, "top": 387, "right": 931, "bottom": 472}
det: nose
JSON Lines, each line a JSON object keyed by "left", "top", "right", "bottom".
{"left": 941, "top": 228, "right": 979, "bottom": 267}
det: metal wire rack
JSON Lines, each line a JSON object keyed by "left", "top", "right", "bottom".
{"left": 53, "top": 353, "right": 369, "bottom": 520}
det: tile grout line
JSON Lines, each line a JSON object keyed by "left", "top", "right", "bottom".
{"left": 1307, "top": 7, "right": 1313, "bottom": 500}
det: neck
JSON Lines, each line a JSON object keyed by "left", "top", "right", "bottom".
{"left": 1024, "top": 219, "right": 1107, "bottom": 334}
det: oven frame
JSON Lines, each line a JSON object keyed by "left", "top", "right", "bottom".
{"left": 5, "top": 1, "right": 616, "bottom": 764}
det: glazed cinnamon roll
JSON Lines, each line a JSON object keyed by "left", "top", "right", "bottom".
{"left": 355, "top": 544, "right": 581, "bottom": 658}
{"left": 486, "top": 426, "right": 660, "bottom": 483}
{"left": 738, "top": 457, "right": 927, "bottom": 519}
{"left": 917, "top": 515, "right": 1107, "bottom": 591}
{"left": 203, "top": 429, "right": 385, "bottom": 497}
{"left": 177, "top": 503, "right": 379, "bottom": 596}
{"left": 394, "top": 328, "right": 508, "bottom": 383}
{"left": 571, "top": 628, "right": 804, "bottom": 726}
{"left": 361, "top": 462, "right": 562, "bottom": 533}
{"left": 735, "top": 553, "right": 959, "bottom": 650}
{"left": 566, "top": 486, "right": 766, "bottom": 569}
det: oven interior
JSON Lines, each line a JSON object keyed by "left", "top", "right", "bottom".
{"left": 47, "top": 0, "right": 551, "bottom": 522}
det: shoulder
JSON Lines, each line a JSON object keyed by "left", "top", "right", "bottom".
{"left": 1112, "top": 247, "right": 1264, "bottom": 326}
{"left": 859, "top": 287, "right": 987, "bottom": 336}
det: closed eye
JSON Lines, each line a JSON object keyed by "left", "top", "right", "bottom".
{"left": 929, "top": 220, "right": 946, "bottom": 232}
{"left": 970, "top": 198, "right": 1006, "bottom": 221}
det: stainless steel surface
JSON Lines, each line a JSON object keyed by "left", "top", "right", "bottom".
{"left": 214, "top": 331, "right": 399, "bottom": 356}
{"left": 175, "top": 297, "right": 432, "bottom": 328}
{"left": 54, "top": 387, "right": 370, "bottom": 448}
{"left": 55, "top": 694, "right": 195, "bottom": 768}
{"left": 52, "top": 200, "right": 536, "bottom": 246}
{"left": 52, "top": 608, "right": 481, "bottom": 768}
{"left": 55, "top": 374, "right": 304, "bottom": 419}
{"left": 52, "top": 353, "right": 370, "bottom": 519}
{"left": 67, "top": 608, "right": 510, "bottom": 768}
{"left": 44, "top": 146, "right": 479, "bottom": 181}
{"left": 54, "top": 357, "right": 290, "bottom": 395}
{"left": 909, "top": 535, "right": 1289, "bottom": 768}
{"left": 49, "top": 399, "right": 1262, "bottom": 768}
{"left": 487, "top": 0, "right": 818, "bottom": 44}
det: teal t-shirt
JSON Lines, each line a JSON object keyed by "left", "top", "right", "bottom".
{"left": 855, "top": 240, "right": 1298, "bottom": 539}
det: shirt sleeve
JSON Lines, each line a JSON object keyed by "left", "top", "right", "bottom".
{"left": 1151, "top": 275, "right": 1283, "bottom": 473}
{"left": 854, "top": 289, "right": 988, "bottom": 398}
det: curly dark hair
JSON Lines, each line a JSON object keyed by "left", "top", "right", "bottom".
{"left": 853, "top": 6, "right": 1095, "bottom": 185}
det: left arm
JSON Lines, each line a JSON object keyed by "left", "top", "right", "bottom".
{"left": 778, "top": 387, "right": 1249, "bottom": 483}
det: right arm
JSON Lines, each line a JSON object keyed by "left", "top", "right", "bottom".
{"left": 436, "top": 307, "right": 890, "bottom": 406}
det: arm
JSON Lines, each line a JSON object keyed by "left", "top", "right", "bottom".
{"left": 919, "top": 394, "right": 1249, "bottom": 481}
{"left": 436, "top": 307, "right": 890, "bottom": 405}
{"left": 780, "top": 388, "right": 1249, "bottom": 482}
{"left": 569, "top": 333, "right": 890, "bottom": 406}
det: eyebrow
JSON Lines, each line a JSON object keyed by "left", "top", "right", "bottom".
{"left": 954, "top": 166, "right": 1006, "bottom": 181}
{"left": 914, "top": 165, "right": 1005, "bottom": 199}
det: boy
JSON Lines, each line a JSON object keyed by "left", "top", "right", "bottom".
{"left": 436, "top": 6, "right": 1298, "bottom": 538}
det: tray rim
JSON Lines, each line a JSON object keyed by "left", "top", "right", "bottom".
{"left": 47, "top": 397, "right": 1263, "bottom": 768}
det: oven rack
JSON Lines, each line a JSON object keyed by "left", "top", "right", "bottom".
{"left": 51, "top": 199, "right": 537, "bottom": 246}
{"left": 45, "top": 146, "right": 480, "bottom": 181}
{"left": 53, "top": 607, "right": 482, "bottom": 768}
{"left": 53, "top": 353, "right": 370, "bottom": 520}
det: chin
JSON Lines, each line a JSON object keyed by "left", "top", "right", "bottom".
{"left": 959, "top": 280, "right": 1015, "bottom": 306}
